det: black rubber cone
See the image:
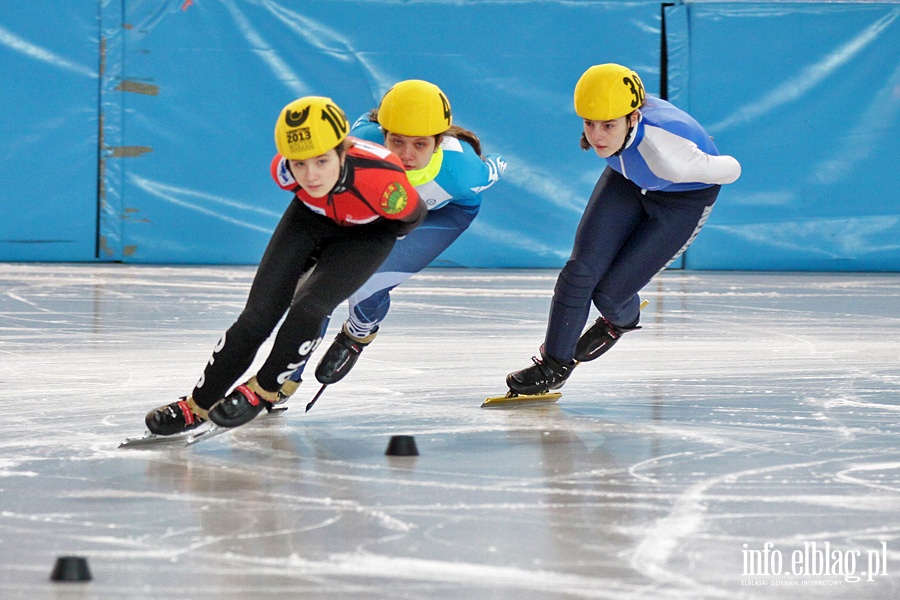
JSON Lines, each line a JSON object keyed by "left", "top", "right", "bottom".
{"left": 385, "top": 435, "right": 419, "bottom": 456}
{"left": 50, "top": 556, "right": 92, "bottom": 582}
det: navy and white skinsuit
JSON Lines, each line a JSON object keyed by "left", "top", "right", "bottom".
{"left": 543, "top": 96, "right": 741, "bottom": 363}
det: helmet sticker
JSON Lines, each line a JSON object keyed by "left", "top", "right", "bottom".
{"left": 623, "top": 75, "right": 645, "bottom": 109}
{"left": 283, "top": 126, "right": 314, "bottom": 156}
{"left": 439, "top": 91, "right": 451, "bottom": 126}
{"left": 320, "top": 103, "right": 349, "bottom": 138}
{"left": 285, "top": 105, "right": 310, "bottom": 127}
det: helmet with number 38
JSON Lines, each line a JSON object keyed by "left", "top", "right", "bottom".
{"left": 574, "top": 64, "right": 646, "bottom": 121}
{"left": 275, "top": 96, "right": 350, "bottom": 160}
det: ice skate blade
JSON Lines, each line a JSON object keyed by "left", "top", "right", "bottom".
{"left": 119, "top": 405, "right": 288, "bottom": 448}
{"left": 481, "top": 391, "right": 562, "bottom": 408}
{"left": 186, "top": 404, "right": 289, "bottom": 445}
{"left": 185, "top": 424, "right": 229, "bottom": 446}
{"left": 118, "top": 429, "right": 199, "bottom": 448}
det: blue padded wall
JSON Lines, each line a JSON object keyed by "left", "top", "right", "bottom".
{"left": 683, "top": 2, "right": 900, "bottom": 271}
{"left": 2, "top": 1, "right": 899, "bottom": 271}
{"left": 102, "top": 0, "right": 661, "bottom": 266}
{"left": 0, "top": 1, "right": 99, "bottom": 260}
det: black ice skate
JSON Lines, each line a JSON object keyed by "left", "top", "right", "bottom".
{"left": 208, "top": 378, "right": 277, "bottom": 428}
{"left": 314, "top": 325, "right": 377, "bottom": 385}
{"left": 145, "top": 396, "right": 208, "bottom": 436}
{"left": 574, "top": 316, "right": 641, "bottom": 362}
{"left": 506, "top": 347, "right": 577, "bottom": 396}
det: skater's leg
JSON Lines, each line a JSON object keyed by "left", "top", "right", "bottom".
{"left": 253, "top": 224, "right": 398, "bottom": 392}
{"left": 575, "top": 186, "right": 719, "bottom": 362}
{"left": 190, "top": 201, "right": 320, "bottom": 409}
{"left": 592, "top": 187, "right": 719, "bottom": 324}
{"left": 146, "top": 202, "right": 320, "bottom": 434}
{"left": 282, "top": 316, "right": 329, "bottom": 394}
{"left": 507, "top": 170, "right": 642, "bottom": 394}
{"left": 283, "top": 253, "right": 328, "bottom": 391}
{"left": 346, "top": 204, "right": 477, "bottom": 335}
{"left": 209, "top": 224, "right": 398, "bottom": 426}
{"left": 319, "top": 204, "right": 477, "bottom": 383}
{"left": 543, "top": 169, "right": 643, "bottom": 362}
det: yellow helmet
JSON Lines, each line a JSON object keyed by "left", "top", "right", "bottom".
{"left": 274, "top": 96, "right": 349, "bottom": 160}
{"left": 377, "top": 80, "right": 452, "bottom": 137}
{"left": 574, "top": 64, "right": 646, "bottom": 121}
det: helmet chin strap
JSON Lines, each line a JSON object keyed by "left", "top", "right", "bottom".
{"left": 331, "top": 157, "right": 351, "bottom": 194}
{"left": 612, "top": 111, "right": 640, "bottom": 157}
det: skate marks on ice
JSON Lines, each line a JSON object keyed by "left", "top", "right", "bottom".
{"left": 1, "top": 265, "right": 900, "bottom": 598}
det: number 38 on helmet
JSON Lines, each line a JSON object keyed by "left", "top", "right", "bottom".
{"left": 574, "top": 63, "right": 646, "bottom": 121}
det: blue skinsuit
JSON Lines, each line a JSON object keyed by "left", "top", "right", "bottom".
{"left": 289, "top": 114, "right": 505, "bottom": 383}
{"left": 544, "top": 96, "right": 741, "bottom": 362}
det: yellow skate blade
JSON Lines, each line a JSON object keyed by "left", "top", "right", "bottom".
{"left": 481, "top": 391, "right": 562, "bottom": 408}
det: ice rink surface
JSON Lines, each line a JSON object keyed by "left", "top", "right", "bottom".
{"left": 1, "top": 263, "right": 898, "bottom": 599}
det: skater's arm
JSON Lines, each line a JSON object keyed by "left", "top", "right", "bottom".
{"left": 639, "top": 126, "right": 741, "bottom": 186}
{"left": 394, "top": 195, "right": 428, "bottom": 236}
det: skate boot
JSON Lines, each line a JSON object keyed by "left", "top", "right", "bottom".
{"left": 506, "top": 346, "right": 577, "bottom": 396}
{"left": 145, "top": 396, "right": 209, "bottom": 436}
{"left": 574, "top": 316, "right": 641, "bottom": 362}
{"left": 314, "top": 324, "right": 377, "bottom": 385}
{"left": 277, "top": 378, "right": 301, "bottom": 401}
{"left": 208, "top": 377, "right": 279, "bottom": 428}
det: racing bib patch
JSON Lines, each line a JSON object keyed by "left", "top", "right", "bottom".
{"left": 380, "top": 182, "right": 409, "bottom": 214}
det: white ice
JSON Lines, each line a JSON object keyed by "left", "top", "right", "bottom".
{"left": 1, "top": 263, "right": 899, "bottom": 599}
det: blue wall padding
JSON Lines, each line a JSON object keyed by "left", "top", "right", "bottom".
{"left": 104, "top": 0, "right": 661, "bottom": 266}
{"left": 2, "top": 1, "right": 899, "bottom": 271}
{"left": 684, "top": 2, "right": 900, "bottom": 271}
{"left": 0, "top": 1, "right": 99, "bottom": 260}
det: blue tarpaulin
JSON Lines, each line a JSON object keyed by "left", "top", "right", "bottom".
{"left": 2, "top": 1, "right": 899, "bottom": 270}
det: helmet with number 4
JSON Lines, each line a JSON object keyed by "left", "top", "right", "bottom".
{"left": 275, "top": 96, "right": 349, "bottom": 160}
{"left": 574, "top": 64, "right": 646, "bottom": 121}
{"left": 377, "top": 80, "right": 452, "bottom": 137}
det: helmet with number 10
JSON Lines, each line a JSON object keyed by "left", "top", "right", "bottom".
{"left": 574, "top": 64, "right": 646, "bottom": 121}
{"left": 275, "top": 96, "right": 350, "bottom": 160}
{"left": 377, "top": 80, "right": 452, "bottom": 137}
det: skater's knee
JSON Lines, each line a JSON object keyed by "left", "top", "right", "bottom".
{"left": 554, "top": 259, "right": 597, "bottom": 306}
{"left": 291, "top": 292, "right": 338, "bottom": 323}
{"left": 233, "top": 306, "right": 281, "bottom": 344}
{"left": 560, "top": 259, "right": 596, "bottom": 287}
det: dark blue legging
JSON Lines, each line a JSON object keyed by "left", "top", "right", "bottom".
{"left": 347, "top": 202, "right": 478, "bottom": 332}
{"left": 544, "top": 167, "right": 719, "bottom": 362}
